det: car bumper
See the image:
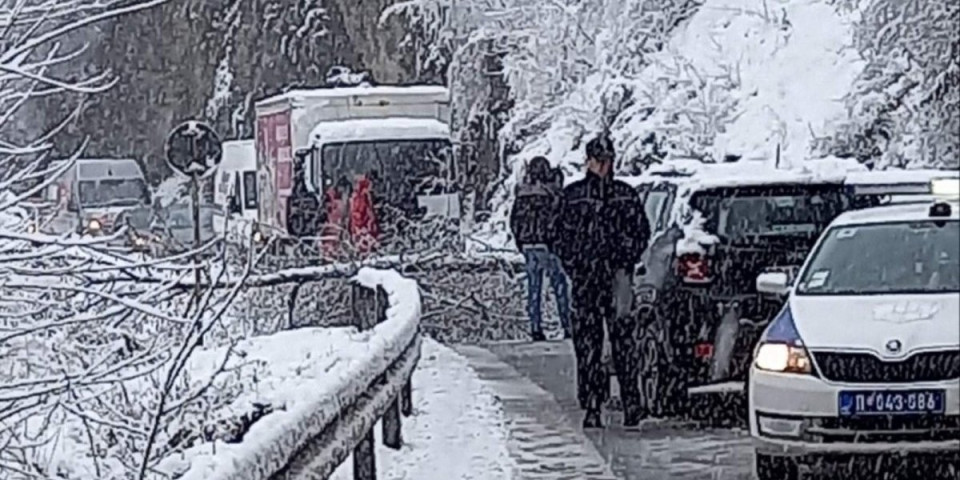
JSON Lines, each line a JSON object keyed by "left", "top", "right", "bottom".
{"left": 749, "top": 366, "right": 960, "bottom": 456}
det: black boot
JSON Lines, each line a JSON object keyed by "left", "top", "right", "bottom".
{"left": 583, "top": 408, "right": 603, "bottom": 429}
{"left": 530, "top": 330, "right": 547, "bottom": 342}
{"left": 623, "top": 406, "right": 646, "bottom": 430}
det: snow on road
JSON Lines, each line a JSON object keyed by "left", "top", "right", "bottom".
{"left": 331, "top": 338, "right": 515, "bottom": 480}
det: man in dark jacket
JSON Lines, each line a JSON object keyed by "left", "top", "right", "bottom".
{"left": 554, "top": 134, "right": 650, "bottom": 429}
{"left": 510, "top": 156, "right": 572, "bottom": 341}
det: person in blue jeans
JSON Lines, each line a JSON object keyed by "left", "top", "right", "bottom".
{"left": 510, "top": 157, "right": 571, "bottom": 341}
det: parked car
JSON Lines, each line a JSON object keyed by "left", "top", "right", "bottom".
{"left": 748, "top": 177, "right": 959, "bottom": 480}
{"left": 150, "top": 202, "right": 220, "bottom": 255}
{"left": 623, "top": 161, "right": 957, "bottom": 419}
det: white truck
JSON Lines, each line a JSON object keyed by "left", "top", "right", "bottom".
{"left": 252, "top": 85, "right": 458, "bottom": 245}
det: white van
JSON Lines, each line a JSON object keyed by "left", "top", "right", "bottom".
{"left": 212, "top": 140, "right": 259, "bottom": 245}
{"left": 44, "top": 158, "right": 151, "bottom": 237}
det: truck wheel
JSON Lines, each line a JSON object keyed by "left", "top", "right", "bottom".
{"left": 754, "top": 453, "right": 799, "bottom": 480}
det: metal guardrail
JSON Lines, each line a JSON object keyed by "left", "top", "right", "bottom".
{"left": 314, "top": 279, "right": 413, "bottom": 480}
{"left": 265, "top": 272, "right": 420, "bottom": 480}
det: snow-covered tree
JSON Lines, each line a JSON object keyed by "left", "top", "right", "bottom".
{"left": 0, "top": 1, "right": 263, "bottom": 477}
{"left": 383, "top": 0, "right": 701, "bottom": 221}
{"left": 833, "top": 0, "right": 959, "bottom": 169}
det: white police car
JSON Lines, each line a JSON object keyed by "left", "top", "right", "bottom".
{"left": 748, "top": 178, "right": 960, "bottom": 479}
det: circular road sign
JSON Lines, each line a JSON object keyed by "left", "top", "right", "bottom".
{"left": 165, "top": 120, "right": 223, "bottom": 177}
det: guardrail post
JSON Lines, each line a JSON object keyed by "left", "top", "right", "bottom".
{"left": 374, "top": 285, "right": 388, "bottom": 325}
{"left": 400, "top": 377, "right": 413, "bottom": 416}
{"left": 382, "top": 396, "right": 402, "bottom": 449}
{"left": 351, "top": 282, "right": 372, "bottom": 331}
{"left": 354, "top": 427, "right": 376, "bottom": 480}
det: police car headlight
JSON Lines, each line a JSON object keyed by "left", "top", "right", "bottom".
{"left": 753, "top": 306, "right": 812, "bottom": 375}
{"left": 755, "top": 343, "right": 811, "bottom": 374}
{"left": 87, "top": 219, "right": 101, "bottom": 231}
{"left": 133, "top": 235, "right": 146, "bottom": 246}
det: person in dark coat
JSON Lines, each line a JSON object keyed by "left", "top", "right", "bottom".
{"left": 510, "top": 156, "right": 572, "bottom": 341}
{"left": 554, "top": 134, "right": 650, "bottom": 429}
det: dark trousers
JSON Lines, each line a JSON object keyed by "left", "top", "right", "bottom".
{"left": 570, "top": 273, "right": 641, "bottom": 414}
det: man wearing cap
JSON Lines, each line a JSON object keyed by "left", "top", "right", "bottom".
{"left": 553, "top": 133, "right": 650, "bottom": 429}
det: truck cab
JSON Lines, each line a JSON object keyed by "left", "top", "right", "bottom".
{"left": 302, "top": 117, "right": 457, "bottom": 230}
{"left": 253, "top": 85, "right": 458, "bottom": 256}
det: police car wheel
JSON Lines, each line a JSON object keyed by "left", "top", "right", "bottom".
{"left": 754, "top": 453, "right": 799, "bottom": 480}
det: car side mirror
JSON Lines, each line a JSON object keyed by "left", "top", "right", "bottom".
{"left": 756, "top": 272, "right": 791, "bottom": 296}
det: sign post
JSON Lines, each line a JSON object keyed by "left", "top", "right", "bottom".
{"left": 164, "top": 121, "right": 223, "bottom": 318}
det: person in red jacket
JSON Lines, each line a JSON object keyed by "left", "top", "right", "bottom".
{"left": 349, "top": 174, "right": 380, "bottom": 257}
{"left": 321, "top": 176, "right": 352, "bottom": 260}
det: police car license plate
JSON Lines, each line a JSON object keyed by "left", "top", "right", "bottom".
{"left": 838, "top": 390, "right": 945, "bottom": 416}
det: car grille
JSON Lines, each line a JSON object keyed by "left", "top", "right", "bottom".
{"left": 812, "top": 350, "right": 960, "bottom": 383}
{"left": 806, "top": 415, "right": 960, "bottom": 444}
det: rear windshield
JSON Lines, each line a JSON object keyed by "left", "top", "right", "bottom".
{"left": 690, "top": 184, "right": 848, "bottom": 243}
{"left": 796, "top": 220, "right": 960, "bottom": 295}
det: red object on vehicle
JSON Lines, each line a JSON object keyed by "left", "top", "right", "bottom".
{"left": 677, "top": 253, "right": 712, "bottom": 284}
{"left": 322, "top": 187, "right": 348, "bottom": 260}
{"left": 695, "top": 342, "right": 714, "bottom": 359}
{"left": 349, "top": 175, "right": 380, "bottom": 256}
{"left": 257, "top": 111, "right": 293, "bottom": 231}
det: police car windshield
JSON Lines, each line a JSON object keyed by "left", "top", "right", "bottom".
{"left": 796, "top": 220, "right": 960, "bottom": 295}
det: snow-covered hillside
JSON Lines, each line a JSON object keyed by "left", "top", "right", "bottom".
{"left": 390, "top": 0, "right": 956, "bottom": 251}
{"left": 449, "top": 0, "right": 870, "bottom": 249}
{"left": 617, "top": 0, "right": 865, "bottom": 167}
{"left": 510, "top": 0, "right": 865, "bottom": 178}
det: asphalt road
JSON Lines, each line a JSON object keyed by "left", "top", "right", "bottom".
{"left": 454, "top": 340, "right": 754, "bottom": 480}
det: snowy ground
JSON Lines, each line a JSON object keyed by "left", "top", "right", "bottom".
{"left": 156, "top": 323, "right": 414, "bottom": 478}
{"left": 330, "top": 338, "right": 516, "bottom": 480}
{"left": 167, "top": 269, "right": 420, "bottom": 479}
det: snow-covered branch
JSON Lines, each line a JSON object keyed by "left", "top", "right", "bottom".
{"left": 0, "top": 0, "right": 284, "bottom": 477}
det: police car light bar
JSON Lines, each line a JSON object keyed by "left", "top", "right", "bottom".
{"left": 931, "top": 177, "right": 960, "bottom": 198}
{"left": 846, "top": 183, "right": 931, "bottom": 196}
